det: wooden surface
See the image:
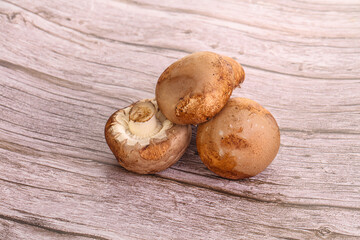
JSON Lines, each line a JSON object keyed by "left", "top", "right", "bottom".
{"left": 1, "top": 0, "right": 360, "bottom": 239}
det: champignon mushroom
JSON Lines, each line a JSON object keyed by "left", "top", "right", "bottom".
{"left": 155, "top": 51, "right": 245, "bottom": 125}
{"left": 105, "top": 99, "right": 192, "bottom": 174}
{"left": 196, "top": 98, "right": 280, "bottom": 179}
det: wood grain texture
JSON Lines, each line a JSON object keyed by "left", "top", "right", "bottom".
{"left": 1, "top": 0, "right": 360, "bottom": 239}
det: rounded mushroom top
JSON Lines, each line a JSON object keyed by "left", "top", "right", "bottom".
{"left": 196, "top": 97, "right": 280, "bottom": 179}
{"left": 155, "top": 51, "right": 245, "bottom": 125}
{"left": 106, "top": 99, "right": 173, "bottom": 147}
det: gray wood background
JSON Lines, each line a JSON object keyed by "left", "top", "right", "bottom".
{"left": 1, "top": 0, "right": 360, "bottom": 239}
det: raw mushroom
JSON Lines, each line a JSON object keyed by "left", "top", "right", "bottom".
{"left": 155, "top": 51, "right": 245, "bottom": 125}
{"left": 105, "top": 99, "right": 192, "bottom": 174}
{"left": 196, "top": 98, "right": 280, "bottom": 179}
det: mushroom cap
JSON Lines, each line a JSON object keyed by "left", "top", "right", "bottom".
{"left": 196, "top": 98, "right": 280, "bottom": 179}
{"left": 105, "top": 99, "right": 192, "bottom": 174}
{"left": 155, "top": 51, "right": 245, "bottom": 125}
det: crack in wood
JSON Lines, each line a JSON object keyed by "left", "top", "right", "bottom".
{"left": 0, "top": 213, "right": 110, "bottom": 240}
{"left": 0, "top": 178, "right": 91, "bottom": 197}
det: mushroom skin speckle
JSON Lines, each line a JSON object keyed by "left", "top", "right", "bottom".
{"left": 155, "top": 51, "right": 245, "bottom": 125}
{"left": 196, "top": 98, "right": 280, "bottom": 179}
{"left": 105, "top": 99, "right": 191, "bottom": 174}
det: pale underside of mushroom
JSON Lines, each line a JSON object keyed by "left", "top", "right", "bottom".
{"left": 108, "top": 99, "right": 173, "bottom": 147}
{"left": 105, "top": 99, "right": 191, "bottom": 174}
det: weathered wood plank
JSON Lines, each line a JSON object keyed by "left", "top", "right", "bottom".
{"left": 1, "top": 0, "right": 360, "bottom": 239}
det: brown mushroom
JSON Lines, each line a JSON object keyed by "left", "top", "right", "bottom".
{"left": 155, "top": 51, "right": 245, "bottom": 125}
{"left": 105, "top": 99, "right": 192, "bottom": 174}
{"left": 196, "top": 98, "right": 280, "bottom": 179}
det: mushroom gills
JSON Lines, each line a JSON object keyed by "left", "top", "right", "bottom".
{"left": 105, "top": 98, "right": 192, "bottom": 174}
{"left": 128, "top": 101, "right": 162, "bottom": 138}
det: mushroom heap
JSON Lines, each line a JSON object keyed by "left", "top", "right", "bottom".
{"left": 105, "top": 51, "right": 280, "bottom": 179}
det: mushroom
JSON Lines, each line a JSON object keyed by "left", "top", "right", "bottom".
{"left": 196, "top": 98, "right": 280, "bottom": 179}
{"left": 105, "top": 99, "right": 192, "bottom": 174}
{"left": 155, "top": 51, "right": 245, "bottom": 125}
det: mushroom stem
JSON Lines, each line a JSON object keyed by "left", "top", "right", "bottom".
{"left": 128, "top": 101, "right": 162, "bottom": 138}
